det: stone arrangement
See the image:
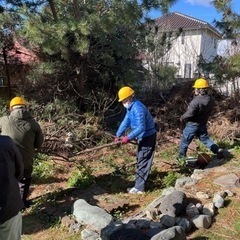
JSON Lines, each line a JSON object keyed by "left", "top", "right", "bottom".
{"left": 61, "top": 159, "right": 238, "bottom": 240}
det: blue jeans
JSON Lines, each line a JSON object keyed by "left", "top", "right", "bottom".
{"left": 179, "top": 123, "right": 219, "bottom": 158}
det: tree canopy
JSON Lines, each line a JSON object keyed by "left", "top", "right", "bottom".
{"left": 0, "top": 0, "right": 178, "bottom": 102}
{"left": 209, "top": 0, "right": 240, "bottom": 96}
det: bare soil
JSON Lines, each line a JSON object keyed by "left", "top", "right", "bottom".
{"left": 22, "top": 86, "right": 240, "bottom": 239}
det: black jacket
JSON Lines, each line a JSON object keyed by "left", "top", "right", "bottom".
{"left": 0, "top": 135, "right": 24, "bottom": 224}
{"left": 181, "top": 94, "right": 215, "bottom": 125}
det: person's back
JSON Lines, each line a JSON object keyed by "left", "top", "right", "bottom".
{"left": 0, "top": 135, "right": 24, "bottom": 240}
{"left": 182, "top": 93, "right": 215, "bottom": 125}
{"left": 0, "top": 108, "right": 43, "bottom": 176}
{"left": 0, "top": 96, "right": 44, "bottom": 208}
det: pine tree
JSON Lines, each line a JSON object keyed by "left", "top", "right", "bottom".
{"left": 210, "top": 0, "right": 240, "bottom": 96}
{"left": 0, "top": 0, "right": 179, "bottom": 100}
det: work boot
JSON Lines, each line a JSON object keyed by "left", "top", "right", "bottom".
{"left": 217, "top": 148, "right": 224, "bottom": 159}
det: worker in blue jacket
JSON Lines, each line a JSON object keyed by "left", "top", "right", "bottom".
{"left": 115, "top": 86, "right": 157, "bottom": 194}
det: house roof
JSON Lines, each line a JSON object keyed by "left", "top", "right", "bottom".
{"left": 155, "top": 12, "right": 221, "bottom": 38}
{"left": 0, "top": 41, "right": 38, "bottom": 65}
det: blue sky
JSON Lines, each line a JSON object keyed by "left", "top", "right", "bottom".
{"left": 149, "top": 0, "right": 239, "bottom": 26}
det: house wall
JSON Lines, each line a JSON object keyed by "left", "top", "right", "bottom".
{"left": 200, "top": 31, "right": 218, "bottom": 63}
{"left": 162, "top": 28, "right": 219, "bottom": 79}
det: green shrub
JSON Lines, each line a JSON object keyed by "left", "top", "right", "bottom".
{"left": 0, "top": 97, "right": 10, "bottom": 117}
{"left": 163, "top": 171, "right": 180, "bottom": 188}
{"left": 32, "top": 153, "right": 55, "bottom": 182}
{"left": 67, "top": 165, "right": 94, "bottom": 188}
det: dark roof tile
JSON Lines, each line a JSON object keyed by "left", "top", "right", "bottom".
{"left": 155, "top": 12, "right": 221, "bottom": 37}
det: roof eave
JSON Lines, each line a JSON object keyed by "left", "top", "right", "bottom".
{"left": 157, "top": 26, "right": 222, "bottom": 39}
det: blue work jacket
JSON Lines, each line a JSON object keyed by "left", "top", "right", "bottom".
{"left": 116, "top": 99, "right": 156, "bottom": 140}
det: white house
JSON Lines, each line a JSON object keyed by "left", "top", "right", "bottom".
{"left": 147, "top": 12, "right": 222, "bottom": 79}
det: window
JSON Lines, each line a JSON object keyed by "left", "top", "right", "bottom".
{"left": 184, "top": 64, "right": 191, "bottom": 78}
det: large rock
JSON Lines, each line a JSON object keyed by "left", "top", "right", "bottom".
{"left": 81, "top": 228, "right": 99, "bottom": 240}
{"left": 160, "top": 214, "right": 175, "bottom": 228}
{"left": 213, "top": 174, "right": 239, "bottom": 188}
{"left": 175, "top": 217, "right": 192, "bottom": 233}
{"left": 151, "top": 226, "right": 186, "bottom": 240}
{"left": 213, "top": 193, "right": 225, "bottom": 208}
{"left": 191, "top": 214, "right": 212, "bottom": 229}
{"left": 186, "top": 203, "right": 199, "bottom": 218}
{"left": 101, "top": 221, "right": 124, "bottom": 240}
{"left": 158, "top": 191, "right": 186, "bottom": 217}
{"left": 175, "top": 177, "right": 197, "bottom": 188}
{"left": 73, "top": 199, "right": 113, "bottom": 231}
{"left": 108, "top": 228, "right": 150, "bottom": 240}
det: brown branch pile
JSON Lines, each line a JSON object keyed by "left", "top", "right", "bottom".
{"left": 209, "top": 107, "right": 240, "bottom": 142}
{"left": 150, "top": 81, "right": 240, "bottom": 143}
{"left": 39, "top": 120, "right": 113, "bottom": 160}
{"left": 37, "top": 81, "right": 240, "bottom": 160}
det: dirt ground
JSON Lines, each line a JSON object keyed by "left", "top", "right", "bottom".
{"left": 22, "top": 86, "right": 240, "bottom": 239}
{"left": 22, "top": 136, "right": 240, "bottom": 240}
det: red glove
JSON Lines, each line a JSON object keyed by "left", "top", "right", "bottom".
{"left": 114, "top": 137, "right": 121, "bottom": 143}
{"left": 121, "top": 136, "right": 130, "bottom": 144}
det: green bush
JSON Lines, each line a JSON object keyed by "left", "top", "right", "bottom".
{"left": 163, "top": 171, "right": 180, "bottom": 188}
{"left": 32, "top": 153, "right": 55, "bottom": 182}
{"left": 67, "top": 165, "right": 94, "bottom": 188}
{"left": 0, "top": 97, "right": 10, "bottom": 117}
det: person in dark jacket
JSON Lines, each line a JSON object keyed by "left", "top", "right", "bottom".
{"left": 178, "top": 78, "right": 223, "bottom": 160}
{"left": 115, "top": 86, "right": 157, "bottom": 194}
{"left": 0, "top": 135, "right": 24, "bottom": 240}
{"left": 0, "top": 97, "right": 44, "bottom": 208}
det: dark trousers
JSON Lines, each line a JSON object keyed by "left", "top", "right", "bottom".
{"left": 19, "top": 177, "right": 32, "bottom": 204}
{"left": 179, "top": 123, "right": 219, "bottom": 158}
{"left": 135, "top": 133, "right": 157, "bottom": 191}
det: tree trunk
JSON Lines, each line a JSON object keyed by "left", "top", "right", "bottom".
{"left": 72, "top": 0, "right": 81, "bottom": 20}
{"left": 3, "top": 47, "right": 11, "bottom": 99}
{"left": 77, "top": 60, "right": 86, "bottom": 94}
{"left": 48, "top": 0, "right": 58, "bottom": 21}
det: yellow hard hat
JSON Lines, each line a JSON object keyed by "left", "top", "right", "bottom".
{"left": 193, "top": 78, "right": 209, "bottom": 88}
{"left": 118, "top": 86, "right": 134, "bottom": 102}
{"left": 10, "top": 97, "right": 27, "bottom": 109}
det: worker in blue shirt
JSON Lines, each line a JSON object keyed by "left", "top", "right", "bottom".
{"left": 115, "top": 86, "right": 158, "bottom": 194}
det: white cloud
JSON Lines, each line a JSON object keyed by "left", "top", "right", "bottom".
{"left": 185, "top": 0, "right": 211, "bottom": 7}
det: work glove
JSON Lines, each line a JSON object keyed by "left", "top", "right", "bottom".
{"left": 114, "top": 137, "right": 121, "bottom": 143}
{"left": 121, "top": 136, "right": 130, "bottom": 144}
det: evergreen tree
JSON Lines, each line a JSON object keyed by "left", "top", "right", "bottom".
{"left": 211, "top": 0, "right": 240, "bottom": 96}
{"left": 0, "top": 0, "right": 178, "bottom": 102}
